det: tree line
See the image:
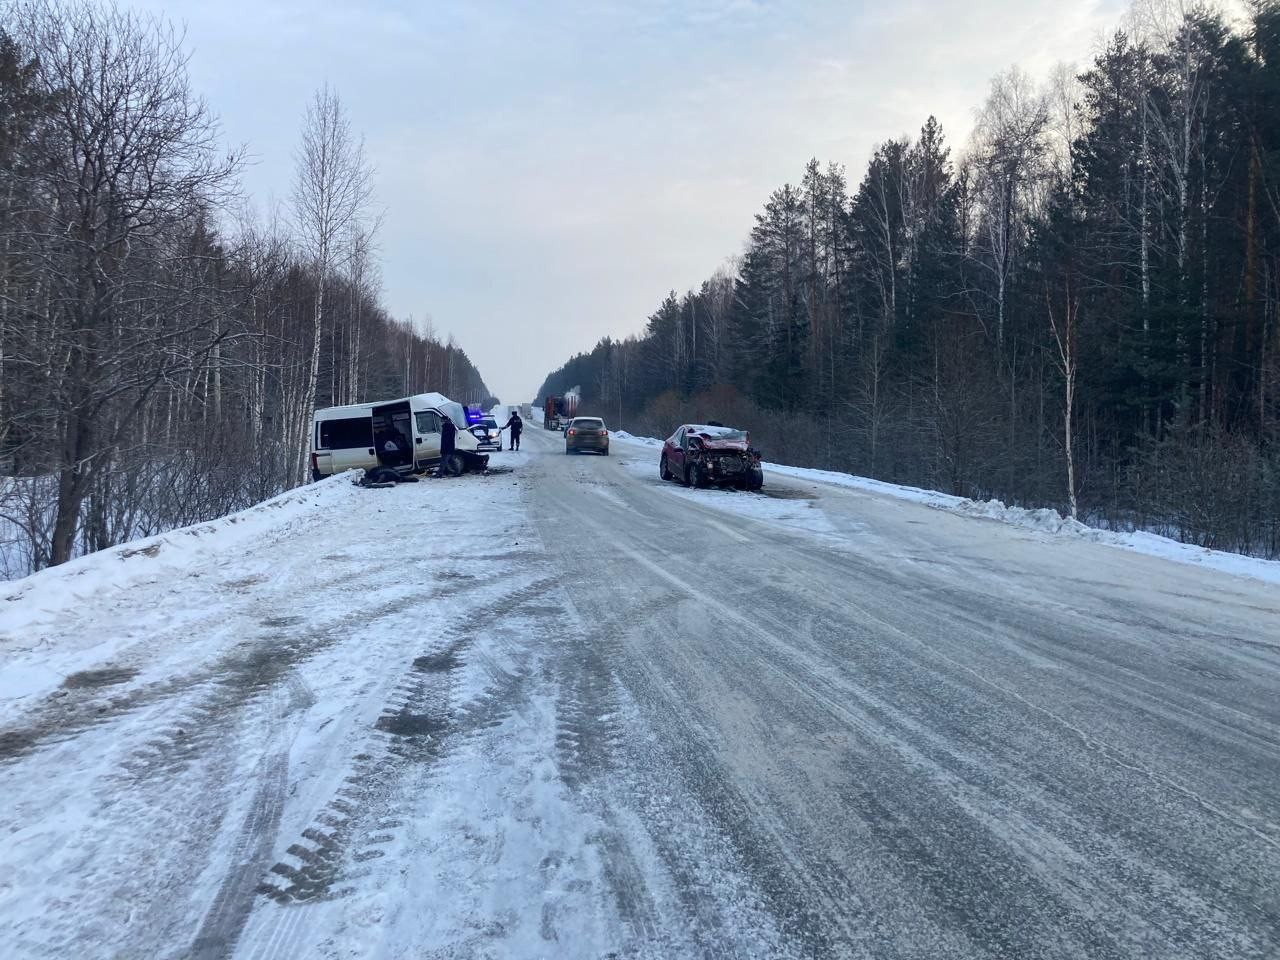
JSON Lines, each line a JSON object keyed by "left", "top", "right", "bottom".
{"left": 0, "top": 0, "right": 493, "bottom": 576}
{"left": 538, "top": 1, "right": 1280, "bottom": 559}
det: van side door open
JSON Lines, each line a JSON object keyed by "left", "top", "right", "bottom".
{"left": 371, "top": 400, "right": 414, "bottom": 469}
{"left": 414, "top": 409, "right": 443, "bottom": 468}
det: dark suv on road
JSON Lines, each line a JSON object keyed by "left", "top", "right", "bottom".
{"left": 660, "top": 424, "right": 763, "bottom": 490}
{"left": 565, "top": 417, "right": 609, "bottom": 455}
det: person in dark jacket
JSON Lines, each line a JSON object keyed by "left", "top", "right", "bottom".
{"left": 437, "top": 414, "right": 458, "bottom": 475}
{"left": 502, "top": 411, "right": 523, "bottom": 451}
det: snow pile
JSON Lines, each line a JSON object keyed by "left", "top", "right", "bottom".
{"left": 1, "top": 473, "right": 362, "bottom": 642}
{"left": 611, "top": 432, "right": 1280, "bottom": 585}
{"left": 767, "top": 464, "right": 1280, "bottom": 584}
{"left": 952, "top": 499, "right": 1092, "bottom": 536}
{"left": 611, "top": 430, "right": 660, "bottom": 447}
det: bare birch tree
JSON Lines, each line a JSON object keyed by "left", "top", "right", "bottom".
{"left": 970, "top": 68, "right": 1050, "bottom": 348}
{"left": 291, "top": 84, "right": 373, "bottom": 482}
{"left": 1046, "top": 273, "right": 1080, "bottom": 519}
{"left": 12, "top": 0, "right": 240, "bottom": 565}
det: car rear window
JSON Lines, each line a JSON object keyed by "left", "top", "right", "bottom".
{"left": 573, "top": 419, "right": 604, "bottom": 429}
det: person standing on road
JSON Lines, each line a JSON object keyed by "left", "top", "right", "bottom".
{"left": 502, "top": 410, "right": 523, "bottom": 451}
{"left": 438, "top": 413, "right": 457, "bottom": 476}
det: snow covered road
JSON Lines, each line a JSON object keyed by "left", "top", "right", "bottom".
{"left": 2, "top": 429, "right": 1279, "bottom": 958}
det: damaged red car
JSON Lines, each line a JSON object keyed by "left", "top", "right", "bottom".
{"left": 659, "top": 424, "right": 764, "bottom": 491}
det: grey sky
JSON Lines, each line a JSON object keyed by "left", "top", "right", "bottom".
{"left": 141, "top": 0, "right": 1127, "bottom": 402}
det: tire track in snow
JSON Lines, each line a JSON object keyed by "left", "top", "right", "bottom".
{"left": 529, "top": 470, "right": 678, "bottom": 956}
{"left": 188, "top": 675, "right": 307, "bottom": 960}
{"left": 253, "top": 574, "right": 560, "bottom": 916}
{"left": 116, "top": 574, "right": 496, "bottom": 786}
{"left": 536, "top": 468, "right": 868, "bottom": 957}
{"left": 0, "top": 558, "right": 409, "bottom": 766}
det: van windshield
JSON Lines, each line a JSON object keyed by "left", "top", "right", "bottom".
{"left": 438, "top": 401, "right": 468, "bottom": 429}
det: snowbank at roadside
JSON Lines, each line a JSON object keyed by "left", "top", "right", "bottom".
{"left": 610, "top": 433, "right": 1280, "bottom": 585}
{"left": 612, "top": 430, "right": 661, "bottom": 447}
{"left": 0, "top": 473, "right": 363, "bottom": 643}
{"left": 763, "top": 461, "right": 1280, "bottom": 584}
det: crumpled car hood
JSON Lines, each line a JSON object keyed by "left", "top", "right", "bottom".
{"left": 691, "top": 437, "right": 750, "bottom": 452}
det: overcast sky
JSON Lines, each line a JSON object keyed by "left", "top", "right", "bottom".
{"left": 139, "top": 0, "right": 1129, "bottom": 402}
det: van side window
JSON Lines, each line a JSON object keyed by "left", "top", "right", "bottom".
{"left": 415, "top": 411, "right": 442, "bottom": 434}
{"left": 319, "top": 417, "right": 372, "bottom": 450}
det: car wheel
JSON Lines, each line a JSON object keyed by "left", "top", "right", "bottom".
{"left": 681, "top": 465, "right": 692, "bottom": 487}
{"left": 690, "top": 464, "right": 707, "bottom": 488}
{"left": 602, "top": 447, "right": 609, "bottom": 456}
{"left": 660, "top": 456, "right": 670, "bottom": 481}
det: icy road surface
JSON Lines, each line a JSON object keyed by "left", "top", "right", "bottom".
{"left": 1, "top": 429, "right": 1279, "bottom": 959}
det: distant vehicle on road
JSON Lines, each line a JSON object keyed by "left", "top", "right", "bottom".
{"left": 519, "top": 402, "right": 532, "bottom": 419}
{"left": 310, "top": 392, "right": 488, "bottom": 482}
{"left": 469, "top": 417, "right": 502, "bottom": 452}
{"left": 659, "top": 424, "right": 763, "bottom": 490}
{"left": 565, "top": 417, "right": 609, "bottom": 455}
{"left": 543, "top": 394, "right": 578, "bottom": 430}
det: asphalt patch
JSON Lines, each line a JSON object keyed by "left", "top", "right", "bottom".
{"left": 761, "top": 486, "right": 818, "bottom": 501}
{"left": 375, "top": 710, "right": 447, "bottom": 737}
{"left": 63, "top": 667, "right": 138, "bottom": 689}
{"left": 261, "top": 616, "right": 303, "bottom": 628}
{"left": 1170, "top": 655, "right": 1239, "bottom": 682}
{"left": 0, "top": 729, "right": 36, "bottom": 761}
{"left": 413, "top": 649, "right": 460, "bottom": 673}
